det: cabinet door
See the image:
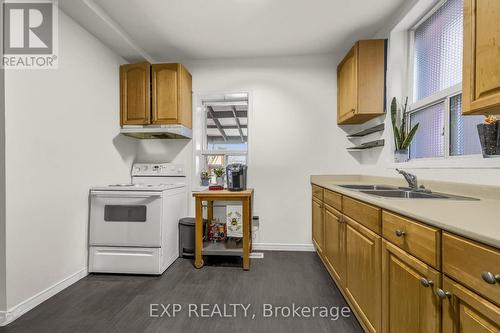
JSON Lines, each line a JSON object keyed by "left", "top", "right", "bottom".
{"left": 462, "top": 0, "right": 500, "bottom": 115}
{"left": 177, "top": 64, "right": 193, "bottom": 129}
{"left": 442, "top": 276, "right": 500, "bottom": 333}
{"left": 120, "top": 63, "right": 151, "bottom": 125}
{"left": 381, "top": 240, "right": 441, "bottom": 333}
{"left": 152, "top": 64, "right": 178, "bottom": 124}
{"left": 344, "top": 215, "right": 381, "bottom": 333}
{"left": 337, "top": 45, "right": 358, "bottom": 123}
{"left": 324, "top": 204, "right": 345, "bottom": 285}
{"left": 312, "top": 198, "right": 324, "bottom": 254}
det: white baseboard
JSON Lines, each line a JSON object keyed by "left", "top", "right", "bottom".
{"left": 0, "top": 267, "right": 88, "bottom": 327}
{"left": 252, "top": 243, "right": 315, "bottom": 252}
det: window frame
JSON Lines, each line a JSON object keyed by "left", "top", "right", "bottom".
{"left": 193, "top": 91, "right": 251, "bottom": 189}
{"left": 201, "top": 95, "right": 249, "bottom": 156}
{"left": 404, "top": 0, "right": 483, "bottom": 162}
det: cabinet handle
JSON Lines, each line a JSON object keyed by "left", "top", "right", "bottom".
{"left": 351, "top": 108, "right": 356, "bottom": 114}
{"left": 420, "top": 278, "right": 433, "bottom": 288}
{"left": 481, "top": 271, "right": 500, "bottom": 285}
{"left": 436, "top": 288, "right": 451, "bottom": 299}
{"left": 395, "top": 229, "right": 406, "bottom": 237}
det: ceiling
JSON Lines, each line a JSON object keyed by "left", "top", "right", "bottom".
{"left": 60, "top": 0, "right": 409, "bottom": 62}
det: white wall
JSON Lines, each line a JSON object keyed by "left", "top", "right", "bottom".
{"left": 177, "top": 55, "right": 362, "bottom": 247}
{"left": 0, "top": 53, "right": 6, "bottom": 312}
{"left": 3, "top": 10, "right": 135, "bottom": 310}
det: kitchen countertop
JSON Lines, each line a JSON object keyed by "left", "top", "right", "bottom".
{"left": 311, "top": 175, "right": 500, "bottom": 249}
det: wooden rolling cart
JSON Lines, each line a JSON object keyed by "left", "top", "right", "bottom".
{"left": 192, "top": 189, "right": 254, "bottom": 270}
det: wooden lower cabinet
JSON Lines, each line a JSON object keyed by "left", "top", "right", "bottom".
{"left": 344, "top": 215, "right": 382, "bottom": 333}
{"left": 312, "top": 198, "right": 324, "bottom": 254}
{"left": 382, "top": 240, "right": 441, "bottom": 333}
{"left": 311, "top": 185, "right": 500, "bottom": 333}
{"left": 323, "top": 204, "right": 345, "bottom": 285}
{"left": 442, "top": 276, "right": 500, "bottom": 333}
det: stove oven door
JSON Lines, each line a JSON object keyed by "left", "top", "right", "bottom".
{"left": 89, "top": 190, "right": 163, "bottom": 247}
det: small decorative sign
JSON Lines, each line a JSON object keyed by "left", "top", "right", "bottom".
{"left": 226, "top": 205, "right": 243, "bottom": 238}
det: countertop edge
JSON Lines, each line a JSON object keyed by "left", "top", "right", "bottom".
{"left": 311, "top": 179, "right": 500, "bottom": 249}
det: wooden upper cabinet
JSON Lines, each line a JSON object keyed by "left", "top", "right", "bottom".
{"left": 382, "top": 240, "right": 441, "bottom": 333}
{"left": 120, "top": 62, "right": 192, "bottom": 128}
{"left": 120, "top": 63, "right": 151, "bottom": 125}
{"left": 152, "top": 63, "right": 192, "bottom": 128}
{"left": 337, "top": 39, "right": 386, "bottom": 124}
{"left": 442, "top": 276, "right": 500, "bottom": 333}
{"left": 338, "top": 48, "right": 358, "bottom": 123}
{"left": 462, "top": 0, "right": 500, "bottom": 115}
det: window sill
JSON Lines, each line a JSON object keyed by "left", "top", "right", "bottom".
{"left": 386, "top": 155, "right": 500, "bottom": 169}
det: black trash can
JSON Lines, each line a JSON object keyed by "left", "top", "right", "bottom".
{"left": 179, "top": 217, "right": 206, "bottom": 258}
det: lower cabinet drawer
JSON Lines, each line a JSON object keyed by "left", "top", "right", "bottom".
{"left": 312, "top": 184, "right": 323, "bottom": 200}
{"left": 382, "top": 211, "right": 441, "bottom": 269}
{"left": 443, "top": 232, "right": 500, "bottom": 306}
{"left": 323, "top": 189, "right": 342, "bottom": 211}
{"left": 89, "top": 246, "right": 161, "bottom": 274}
{"left": 343, "top": 196, "right": 381, "bottom": 235}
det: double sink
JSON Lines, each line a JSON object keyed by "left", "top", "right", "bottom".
{"left": 338, "top": 184, "right": 479, "bottom": 200}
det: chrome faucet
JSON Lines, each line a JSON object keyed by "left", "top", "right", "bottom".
{"left": 396, "top": 169, "right": 418, "bottom": 190}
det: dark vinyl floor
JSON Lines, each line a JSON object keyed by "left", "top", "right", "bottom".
{"left": 2, "top": 252, "right": 362, "bottom": 333}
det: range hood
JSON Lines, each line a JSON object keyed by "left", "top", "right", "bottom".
{"left": 120, "top": 125, "right": 192, "bottom": 139}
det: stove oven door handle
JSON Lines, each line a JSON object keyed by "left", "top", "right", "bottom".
{"left": 90, "top": 192, "right": 162, "bottom": 199}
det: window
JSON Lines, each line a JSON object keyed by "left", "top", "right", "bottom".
{"left": 409, "top": 102, "right": 445, "bottom": 159}
{"left": 198, "top": 93, "right": 249, "bottom": 182}
{"left": 413, "top": 0, "right": 463, "bottom": 101}
{"left": 408, "top": 0, "right": 483, "bottom": 160}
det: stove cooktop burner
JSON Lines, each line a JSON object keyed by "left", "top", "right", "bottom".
{"left": 111, "top": 184, "right": 139, "bottom": 187}
{"left": 107, "top": 183, "right": 176, "bottom": 188}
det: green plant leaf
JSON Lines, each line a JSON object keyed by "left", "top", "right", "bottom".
{"left": 391, "top": 97, "right": 399, "bottom": 148}
{"left": 401, "top": 97, "right": 408, "bottom": 134}
{"left": 391, "top": 97, "right": 397, "bottom": 127}
{"left": 394, "top": 126, "right": 403, "bottom": 150}
{"left": 401, "top": 123, "right": 419, "bottom": 149}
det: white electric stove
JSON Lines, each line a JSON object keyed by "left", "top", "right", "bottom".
{"left": 89, "top": 163, "right": 187, "bottom": 275}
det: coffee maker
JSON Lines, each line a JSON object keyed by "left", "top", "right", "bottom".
{"left": 226, "top": 164, "right": 247, "bottom": 191}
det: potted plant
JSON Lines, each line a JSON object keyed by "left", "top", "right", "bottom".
{"left": 200, "top": 170, "right": 210, "bottom": 186}
{"left": 391, "top": 97, "right": 419, "bottom": 163}
{"left": 477, "top": 116, "right": 499, "bottom": 157}
{"left": 213, "top": 167, "right": 225, "bottom": 187}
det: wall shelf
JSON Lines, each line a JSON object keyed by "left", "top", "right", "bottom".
{"left": 347, "top": 139, "right": 385, "bottom": 151}
{"left": 347, "top": 123, "right": 385, "bottom": 138}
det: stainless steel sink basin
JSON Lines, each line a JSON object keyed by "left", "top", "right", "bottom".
{"left": 338, "top": 184, "right": 397, "bottom": 191}
{"left": 337, "top": 184, "right": 479, "bottom": 200}
{"left": 359, "top": 189, "right": 479, "bottom": 200}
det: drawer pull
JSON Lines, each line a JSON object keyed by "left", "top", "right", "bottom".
{"left": 420, "top": 278, "right": 433, "bottom": 288}
{"left": 436, "top": 288, "right": 451, "bottom": 299}
{"left": 395, "top": 229, "right": 406, "bottom": 237}
{"left": 481, "top": 271, "right": 500, "bottom": 285}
